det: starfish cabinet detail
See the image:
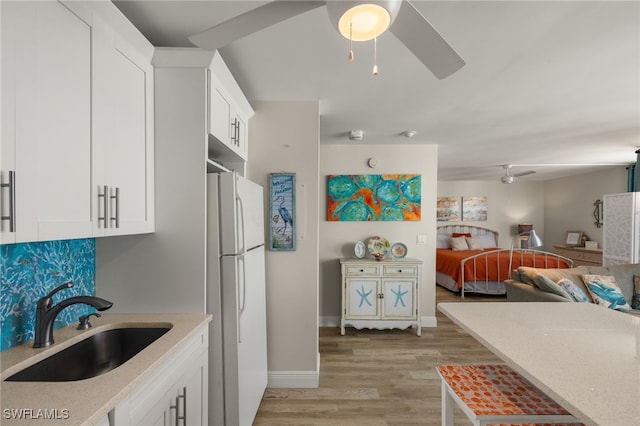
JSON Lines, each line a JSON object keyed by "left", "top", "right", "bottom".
{"left": 340, "top": 258, "right": 422, "bottom": 336}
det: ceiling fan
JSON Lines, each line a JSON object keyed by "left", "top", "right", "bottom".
{"left": 188, "top": 0, "right": 465, "bottom": 80}
{"left": 500, "top": 165, "right": 536, "bottom": 184}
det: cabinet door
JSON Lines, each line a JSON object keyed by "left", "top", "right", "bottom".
{"left": 381, "top": 279, "right": 416, "bottom": 319}
{"left": 345, "top": 278, "right": 380, "bottom": 319}
{"left": 92, "top": 16, "right": 154, "bottom": 236}
{"left": 1, "top": 1, "right": 93, "bottom": 243}
{"left": 181, "top": 351, "right": 208, "bottom": 426}
{"left": 233, "top": 114, "right": 248, "bottom": 160}
{"left": 209, "top": 74, "right": 232, "bottom": 146}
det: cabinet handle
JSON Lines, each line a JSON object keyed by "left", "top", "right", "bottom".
{"left": 1, "top": 171, "right": 16, "bottom": 232}
{"left": 110, "top": 187, "right": 120, "bottom": 228}
{"left": 98, "top": 185, "right": 109, "bottom": 228}
{"left": 177, "top": 386, "right": 187, "bottom": 425}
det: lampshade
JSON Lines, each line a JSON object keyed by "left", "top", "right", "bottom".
{"left": 527, "top": 229, "right": 543, "bottom": 248}
{"left": 326, "top": 1, "right": 402, "bottom": 41}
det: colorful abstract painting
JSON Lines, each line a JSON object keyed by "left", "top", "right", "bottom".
{"left": 0, "top": 238, "right": 95, "bottom": 351}
{"left": 437, "top": 197, "right": 460, "bottom": 222}
{"left": 462, "top": 196, "right": 488, "bottom": 221}
{"left": 269, "top": 173, "right": 296, "bottom": 250}
{"left": 327, "top": 174, "right": 421, "bottom": 221}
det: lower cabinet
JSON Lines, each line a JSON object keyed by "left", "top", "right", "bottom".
{"left": 340, "top": 258, "right": 422, "bottom": 336}
{"left": 112, "top": 325, "right": 208, "bottom": 426}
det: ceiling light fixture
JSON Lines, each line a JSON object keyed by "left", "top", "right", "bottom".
{"left": 327, "top": 1, "right": 401, "bottom": 74}
{"left": 402, "top": 130, "right": 417, "bottom": 138}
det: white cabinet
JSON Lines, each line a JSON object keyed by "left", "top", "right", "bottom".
{"left": 208, "top": 52, "right": 253, "bottom": 162}
{"left": 340, "top": 258, "right": 422, "bottom": 336}
{"left": 115, "top": 324, "right": 208, "bottom": 426}
{"left": 603, "top": 192, "right": 640, "bottom": 265}
{"left": 1, "top": 1, "right": 93, "bottom": 244}
{"left": 0, "top": 0, "right": 154, "bottom": 244}
{"left": 91, "top": 15, "right": 154, "bottom": 237}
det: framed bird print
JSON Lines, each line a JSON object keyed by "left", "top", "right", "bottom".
{"left": 269, "top": 173, "right": 296, "bottom": 251}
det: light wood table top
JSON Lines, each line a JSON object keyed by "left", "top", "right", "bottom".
{"left": 438, "top": 302, "right": 640, "bottom": 426}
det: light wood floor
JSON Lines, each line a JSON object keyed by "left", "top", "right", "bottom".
{"left": 253, "top": 286, "right": 506, "bottom": 425}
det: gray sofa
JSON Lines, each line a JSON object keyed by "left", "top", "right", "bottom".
{"left": 505, "top": 263, "right": 640, "bottom": 314}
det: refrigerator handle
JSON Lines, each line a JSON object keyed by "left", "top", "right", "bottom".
{"left": 236, "top": 195, "right": 246, "bottom": 254}
{"left": 237, "top": 254, "right": 247, "bottom": 343}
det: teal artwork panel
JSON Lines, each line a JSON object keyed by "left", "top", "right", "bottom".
{"left": 1, "top": 238, "right": 95, "bottom": 351}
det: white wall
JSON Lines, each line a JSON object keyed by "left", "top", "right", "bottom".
{"left": 319, "top": 144, "right": 438, "bottom": 327}
{"left": 436, "top": 181, "right": 545, "bottom": 249}
{"left": 248, "top": 101, "right": 320, "bottom": 386}
{"left": 544, "top": 166, "right": 627, "bottom": 248}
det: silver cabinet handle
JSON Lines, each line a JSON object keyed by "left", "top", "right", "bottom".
{"left": 1, "top": 171, "right": 16, "bottom": 232}
{"left": 110, "top": 187, "right": 120, "bottom": 228}
{"left": 97, "top": 185, "right": 109, "bottom": 228}
{"left": 177, "top": 387, "right": 186, "bottom": 425}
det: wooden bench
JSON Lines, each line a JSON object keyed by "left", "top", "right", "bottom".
{"left": 436, "top": 364, "right": 583, "bottom": 426}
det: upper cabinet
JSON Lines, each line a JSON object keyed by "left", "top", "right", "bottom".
{"left": 0, "top": 1, "right": 154, "bottom": 244}
{"left": 1, "top": 1, "right": 94, "bottom": 244}
{"left": 92, "top": 15, "right": 155, "bottom": 237}
{"left": 208, "top": 52, "right": 254, "bottom": 163}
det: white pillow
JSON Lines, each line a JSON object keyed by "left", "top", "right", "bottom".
{"left": 436, "top": 234, "right": 451, "bottom": 248}
{"left": 450, "top": 237, "right": 469, "bottom": 251}
{"left": 477, "top": 234, "right": 497, "bottom": 248}
{"left": 466, "top": 236, "right": 483, "bottom": 250}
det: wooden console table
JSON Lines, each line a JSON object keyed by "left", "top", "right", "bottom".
{"left": 340, "top": 258, "right": 422, "bottom": 336}
{"left": 553, "top": 245, "right": 602, "bottom": 266}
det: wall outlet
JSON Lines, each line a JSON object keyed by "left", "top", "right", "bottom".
{"left": 416, "top": 234, "right": 428, "bottom": 244}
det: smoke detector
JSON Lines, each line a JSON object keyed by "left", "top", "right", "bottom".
{"left": 348, "top": 130, "right": 364, "bottom": 141}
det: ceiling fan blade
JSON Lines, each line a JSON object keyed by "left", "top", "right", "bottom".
{"left": 189, "top": 1, "right": 326, "bottom": 50}
{"left": 389, "top": 1, "right": 465, "bottom": 79}
{"left": 513, "top": 170, "right": 536, "bottom": 178}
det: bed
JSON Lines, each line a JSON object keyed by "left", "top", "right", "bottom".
{"left": 436, "top": 225, "right": 573, "bottom": 299}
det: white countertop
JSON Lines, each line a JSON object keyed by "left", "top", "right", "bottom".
{"left": 438, "top": 302, "right": 640, "bottom": 426}
{"left": 1, "top": 313, "right": 211, "bottom": 426}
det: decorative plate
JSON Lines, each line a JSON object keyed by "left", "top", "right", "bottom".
{"left": 367, "top": 236, "right": 390, "bottom": 258}
{"left": 354, "top": 241, "right": 366, "bottom": 259}
{"left": 391, "top": 242, "right": 407, "bottom": 259}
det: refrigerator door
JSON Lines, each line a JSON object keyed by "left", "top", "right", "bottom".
{"left": 220, "top": 246, "right": 268, "bottom": 426}
{"left": 219, "top": 172, "right": 265, "bottom": 255}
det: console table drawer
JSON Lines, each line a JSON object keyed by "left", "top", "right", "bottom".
{"left": 383, "top": 265, "right": 417, "bottom": 275}
{"left": 344, "top": 264, "right": 380, "bottom": 276}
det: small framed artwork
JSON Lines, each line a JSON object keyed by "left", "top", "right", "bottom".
{"left": 269, "top": 173, "right": 296, "bottom": 251}
{"left": 436, "top": 197, "right": 460, "bottom": 222}
{"left": 462, "top": 196, "right": 488, "bottom": 222}
{"left": 564, "top": 231, "right": 583, "bottom": 246}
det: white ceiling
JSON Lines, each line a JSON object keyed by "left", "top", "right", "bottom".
{"left": 113, "top": 0, "right": 640, "bottom": 181}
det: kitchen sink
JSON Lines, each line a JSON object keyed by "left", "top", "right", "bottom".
{"left": 6, "top": 326, "right": 171, "bottom": 382}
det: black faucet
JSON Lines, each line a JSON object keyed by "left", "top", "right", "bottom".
{"left": 33, "top": 282, "right": 113, "bottom": 348}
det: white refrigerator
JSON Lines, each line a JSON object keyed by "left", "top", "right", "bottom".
{"left": 207, "top": 172, "right": 268, "bottom": 426}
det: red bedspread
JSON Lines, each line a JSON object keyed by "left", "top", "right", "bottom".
{"left": 436, "top": 248, "right": 571, "bottom": 289}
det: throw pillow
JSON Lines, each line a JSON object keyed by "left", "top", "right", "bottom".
{"left": 450, "top": 237, "right": 469, "bottom": 251}
{"left": 557, "top": 278, "right": 589, "bottom": 303}
{"left": 633, "top": 275, "right": 640, "bottom": 310}
{"left": 582, "top": 274, "right": 632, "bottom": 311}
{"left": 452, "top": 232, "right": 472, "bottom": 238}
{"left": 531, "top": 274, "right": 572, "bottom": 299}
{"left": 465, "top": 236, "right": 483, "bottom": 250}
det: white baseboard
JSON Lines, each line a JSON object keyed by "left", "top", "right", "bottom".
{"left": 319, "top": 315, "right": 438, "bottom": 328}
{"left": 267, "top": 352, "right": 320, "bottom": 388}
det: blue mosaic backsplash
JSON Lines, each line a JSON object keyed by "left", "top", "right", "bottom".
{"left": 1, "top": 238, "right": 96, "bottom": 351}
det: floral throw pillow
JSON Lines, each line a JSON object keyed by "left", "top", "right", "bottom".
{"left": 633, "top": 275, "right": 640, "bottom": 310}
{"left": 557, "top": 278, "right": 589, "bottom": 303}
{"left": 582, "top": 274, "right": 631, "bottom": 311}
